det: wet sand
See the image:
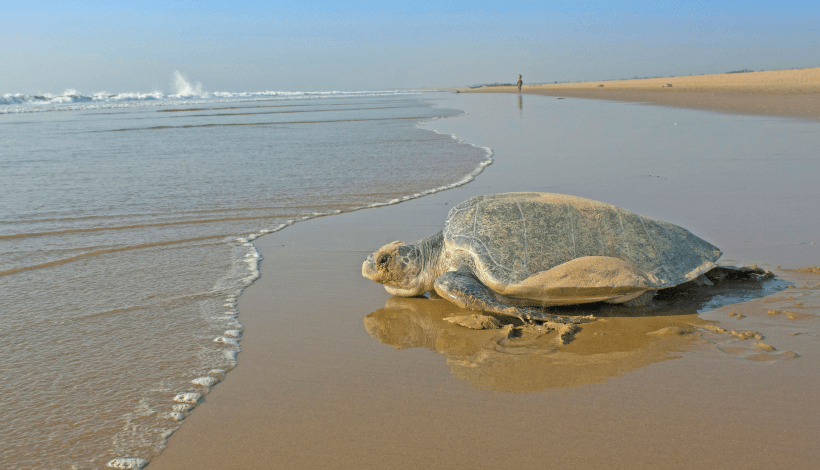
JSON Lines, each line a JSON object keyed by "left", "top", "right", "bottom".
{"left": 465, "top": 67, "right": 820, "bottom": 120}
{"left": 150, "top": 93, "right": 819, "bottom": 469}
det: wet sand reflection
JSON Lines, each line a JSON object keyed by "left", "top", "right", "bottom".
{"left": 365, "top": 276, "right": 784, "bottom": 392}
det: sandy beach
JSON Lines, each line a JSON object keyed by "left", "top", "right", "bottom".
{"left": 465, "top": 67, "right": 820, "bottom": 120}
{"left": 149, "top": 89, "right": 819, "bottom": 469}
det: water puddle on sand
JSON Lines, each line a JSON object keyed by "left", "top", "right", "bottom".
{"left": 697, "top": 267, "right": 820, "bottom": 362}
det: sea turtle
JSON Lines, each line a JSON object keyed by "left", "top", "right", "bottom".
{"left": 362, "top": 192, "right": 730, "bottom": 324}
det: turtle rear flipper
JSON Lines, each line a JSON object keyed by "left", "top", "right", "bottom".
{"left": 500, "top": 256, "right": 656, "bottom": 306}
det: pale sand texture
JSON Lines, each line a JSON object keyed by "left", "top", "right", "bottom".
{"left": 150, "top": 94, "right": 819, "bottom": 469}
{"left": 466, "top": 67, "right": 820, "bottom": 120}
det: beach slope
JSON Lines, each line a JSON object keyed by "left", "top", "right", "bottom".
{"left": 150, "top": 93, "right": 820, "bottom": 470}
{"left": 466, "top": 67, "right": 820, "bottom": 120}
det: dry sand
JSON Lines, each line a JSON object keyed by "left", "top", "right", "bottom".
{"left": 149, "top": 93, "right": 819, "bottom": 469}
{"left": 465, "top": 67, "right": 820, "bottom": 120}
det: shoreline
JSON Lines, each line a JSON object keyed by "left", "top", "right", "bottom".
{"left": 150, "top": 93, "right": 819, "bottom": 470}
{"left": 0, "top": 93, "right": 498, "bottom": 469}
{"left": 460, "top": 67, "right": 820, "bottom": 120}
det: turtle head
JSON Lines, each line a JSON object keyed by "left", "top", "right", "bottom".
{"left": 363, "top": 239, "right": 435, "bottom": 297}
{"left": 363, "top": 232, "right": 445, "bottom": 297}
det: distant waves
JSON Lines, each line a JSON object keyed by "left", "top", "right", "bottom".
{"left": 0, "top": 89, "right": 424, "bottom": 114}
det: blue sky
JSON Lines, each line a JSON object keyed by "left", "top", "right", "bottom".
{"left": 2, "top": 1, "right": 818, "bottom": 93}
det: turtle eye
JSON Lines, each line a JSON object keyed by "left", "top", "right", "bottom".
{"left": 377, "top": 254, "right": 390, "bottom": 267}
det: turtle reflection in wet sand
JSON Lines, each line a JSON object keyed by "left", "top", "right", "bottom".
{"left": 365, "top": 269, "right": 793, "bottom": 392}
{"left": 365, "top": 297, "right": 708, "bottom": 392}
{"left": 363, "top": 193, "right": 772, "bottom": 341}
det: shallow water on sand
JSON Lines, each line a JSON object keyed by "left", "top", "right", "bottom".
{"left": 0, "top": 92, "right": 491, "bottom": 468}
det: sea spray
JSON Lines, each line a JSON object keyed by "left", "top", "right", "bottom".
{"left": 172, "top": 71, "right": 206, "bottom": 98}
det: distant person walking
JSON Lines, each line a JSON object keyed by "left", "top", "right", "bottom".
{"left": 517, "top": 74, "right": 523, "bottom": 92}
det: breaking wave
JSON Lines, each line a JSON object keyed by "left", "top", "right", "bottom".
{"left": 0, "top": 71, "right": 422, "bottom": 114}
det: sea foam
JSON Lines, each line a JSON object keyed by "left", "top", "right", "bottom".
{"left": 107, "top": 458, "right": 148, "bottom": 469}
{"left": 173, "top": 393, "right": 201, "bottom": 404}
{"left": 191, "top": 376, "right": 219, "bottom": 387}
{"left": 1, "top": 78, "right": 423, "bottom": 115}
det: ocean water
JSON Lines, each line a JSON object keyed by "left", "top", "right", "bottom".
{"left": 0, "top": 88, "right": 491, "bottom": 469}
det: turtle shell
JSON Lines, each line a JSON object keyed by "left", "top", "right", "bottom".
{"left": 443, "top": 193, "right": 721, "bottom": 302}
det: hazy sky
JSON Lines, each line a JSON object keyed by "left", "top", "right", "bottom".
{"left": 3, "top": 1, "right": 818, "bottom": 94}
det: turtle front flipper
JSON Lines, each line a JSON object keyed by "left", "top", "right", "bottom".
{"left": 433, "top": 267, "right": 583, "bottom": 325}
